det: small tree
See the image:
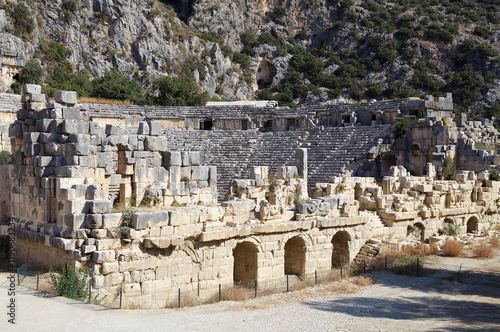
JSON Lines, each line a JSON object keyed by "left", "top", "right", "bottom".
{"left": 19, "top": 60, "right": 44, "bottom": 84}
{"left": 393, "top": 118, "right": 412, "bottom": 138}
{"left": 442, "top": 156, "right": 456, "bottom": 180}
{"left": 11, "top": 3, "right": 34, "bottom": 37}
{"left": 50, "top": 264, "right": 89, "bottom": 300}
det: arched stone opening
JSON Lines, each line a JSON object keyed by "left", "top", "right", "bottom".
{"left": 331, "top": 231, "right": 351, "bottom": 267}
{"left": 467, "top": 216, "right": 479, "bottom": 234}
{"left": 410, "top": 143, "right": 424, "bottom": 175}
{"left": 380, "top": 153, "right": 398, "bottom": 177}
{"left": 407, "top": 222, "right": 425, "bottom": 242}
{"left": 284, "top": 236, "right": 306, "bottom": 276}
{"left": 233, "top": 241, "right": 258, "bottom": 283}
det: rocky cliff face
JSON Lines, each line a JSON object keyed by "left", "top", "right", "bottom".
{"left": 0, "top": 0, "right": 499, "bottom": 109}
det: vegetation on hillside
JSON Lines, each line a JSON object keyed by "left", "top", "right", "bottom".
{"left": 4, "top": 0, "right": 500, "bottom": 113}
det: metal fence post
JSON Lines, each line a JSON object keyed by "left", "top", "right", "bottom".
{"left": 286, "top": 275, "right": 289, "bottom": 292}
{"left": 88, "top": 274, "right": 92, "bottom": 304}
{"left": 363, "top": 260, "right": 366, "bottom": 273}
{"left": 219, "top": 284, "right": 221, "bottom": 302}
{"left": 457, "top": 263, "right": 462, "bottom": 281}
{"left": 178, "top": 288, "right": 181, "bottom": 308}
{"left": 36, "top": 271, "right": 40, "bottom": 291}
{"left": 119, "top": 288, "right": 123, "bottom": 309}
{"left": 254, "top": 280, "right": 257, "bottom": 298}
{"left": 340, "top": 264, "right": 343, "bottom": 279}
{"left": 315, "top": 270, "right": 317, "bottom": 285}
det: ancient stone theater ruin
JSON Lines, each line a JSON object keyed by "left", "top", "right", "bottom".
{"left": 0, "top": 84, "right": 499, "bottom": 307}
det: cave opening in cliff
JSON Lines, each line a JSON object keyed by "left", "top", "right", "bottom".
{"left": 159, "top": 0, "right": 195, "bottom": 22}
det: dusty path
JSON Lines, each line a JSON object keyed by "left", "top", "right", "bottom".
{"left": 1, "top": 251, "right": 499, "bottom": 332}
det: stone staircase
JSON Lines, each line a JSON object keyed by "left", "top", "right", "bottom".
{"left": 163, "top": 124, "right": 393, "bottom": 199}
{"left": 353, "top": 239, "right": 381, "bottom": 264}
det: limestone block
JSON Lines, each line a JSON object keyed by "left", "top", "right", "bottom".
{"left": 104, "top": 273, "right": 123, "bottom": 287}
{"left": 222, "top": 199, "right": 255, "bottom": 216}
{"left": 170, "top": 235, "right": 184, "bottom": 246}
{"left": 22, "top": 84, "right": 41, "bottom": 95}
{"left": 181, "top": 166, "right": 192, "bottom": 179}
{"left": 102, "top": 262, "right": 119, "bottom": 274}
{"left": 169, "top": 210, "right": 192, "bottom": 226}
{"left": 89, "top": 200, "right": 112, "bottom": 214}
{"left": 163, "top": 151, "right": 181, "bottom": 167}
{"left": 151, "top": 211, "right": 169, "bottom": 227}
{"left": 55, "top": 91, "right": 77, "bottom": 104}
{"left": 82, "top": 245, "right": 96, "bottom": 254}
{"left": 149, "top": 120, "right": 162, "bottom": 135}
{"left": 132, "top": 212, "right": 152, "bottom": 230}
{"left": 103, "top": 213, "right": 122, "bottom": 229}
{"left": 105, "top": 124, "right": 122, "bottom": 135}
{"left": 189, "top": 151, "right": 200, "bottom": 165}
{"left": 91, "top": 229, "right": 107, "bottom": 239}
{"left": 62, "top": 108, "right": 80, "bottom": 119}
{"left": 9, "top": 123, "right": 22, "bottom": 137}
{"left": 93, "top": 250, "right": 116, "bottom": 263}
{"left": 63, "top": 213, "right": 86, "bottom": 229}
{"left": 209, "top": 166, "right": 217, "bottom": 188}
{"left": 86, "top": 184, "right": 104, "bottom": 200}
{"left": 138, "top": 121, "right": 150, "bottom": 135}
{"left": 170, "top": 166, "right": 181, "bottom": 183}
{"left": 63, "top": 142, "right": 90, "bottom": 156}
{"left": 85, "top": 214, "right": 103, "bottom": 229}
{"left": 144, "top": 136, "right": 166, "bottom": 151}
{"left": 181, "top": 151, "right": 190, "bottom": 166}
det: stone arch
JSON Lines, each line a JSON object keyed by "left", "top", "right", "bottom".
{"left": 407, "top": 222, "right": 425, "bottom": 242}
{"left": 228, "top": 236, "right": 264, "bottom": 253}
{"left": 278, "top": 232, "right": 313, "bottom": 251}
{"left": 284, "top": 236, "right": 306, "bottom": 276}
{"left": 233, "top": 241, "right": 259, "bottom": 283}
{"left": 331, "top": 231, "right": 351, "bottom": 267}
{"left": 467, "top": 215, "right": 480, "bottom": 233}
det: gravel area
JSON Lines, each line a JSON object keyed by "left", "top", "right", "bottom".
{"left": 1, "top": 247, "right": 499, "bottom": 332}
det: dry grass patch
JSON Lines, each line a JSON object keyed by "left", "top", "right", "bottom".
{"left": 491, "top": 236, "right": 500, "bottom": 247}
{"left": 351, "top": 276, "right": 373, "bottom": 286}
{"left": 323, "top": 281, "right": 359, "bottom": 294}
{"left": 221, "top": 285, "right": 250, "bottom": 302}
{"left": 473, "top": 242, "right": 494, "bottom": 258}
{"left": 78, "top": 97, "right": 133, "bottom": 105}
{"left": 441, "top": 239, "right": 464, "bottom": 257}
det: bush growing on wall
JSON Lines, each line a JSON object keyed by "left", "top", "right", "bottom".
{"left": 50, "top": 264, "right": 89, "bottom": 300}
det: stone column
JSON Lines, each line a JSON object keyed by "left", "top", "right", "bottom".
{"left": 295, "top": 148, "right": 307, "bottom": 186}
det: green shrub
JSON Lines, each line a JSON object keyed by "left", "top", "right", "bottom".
{"left": 233, "top": 52, "right": 251, "bottom": 69}
{"left": 442, "top": 156, "right": 456, "bottom": 180}
{"left": 114, "top": 208, "right": 136, "bottom": 238}
{"left": 91, "top": 69, "right": 147, "bottom": 104}
{"left": 0, "top": 151, "right": 10, "bottom": 164}
{"left": 273, "top": 6, "right": 287, "bottom": 18}
{"left": 474, "top": 25, "right": 492, "bottom": 39}
{"left": 19, "top": 60, "right": 44, "bottom": 85}
{"left": 50, "top": 264, "right": 89, "bottom": 300}
{"left": 11, "top": 3, "right": 34, "bottom": 37}
{"left": 155, "top": 75, "right": 208, "bottom": 106}
{"left": 490, "top": 169, "right": 499, "bottom": 181}
{"left": 393, "top": 117, "right": 413, "bottom": 138}
{"left": 42, "top": 41, "right": 69, "bottom": 63}
{"left": 366, "top": 83, "right": 384, "bottom": 98}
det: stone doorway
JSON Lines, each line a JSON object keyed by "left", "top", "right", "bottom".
{"left": 331, "top": 231, "right": 350, "bottom": 267}
{"left": 284, "top": 236, "right": 306, "bottom": 277}
{"left": 467, "top": 216, "right": 479, "bottom": 233}
{"left": 233, "top": 241, "right": 258, "bottom": 283}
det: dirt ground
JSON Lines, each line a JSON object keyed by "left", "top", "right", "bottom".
{"left": 1, "top": 246, "right": 499, "bottom": 332}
